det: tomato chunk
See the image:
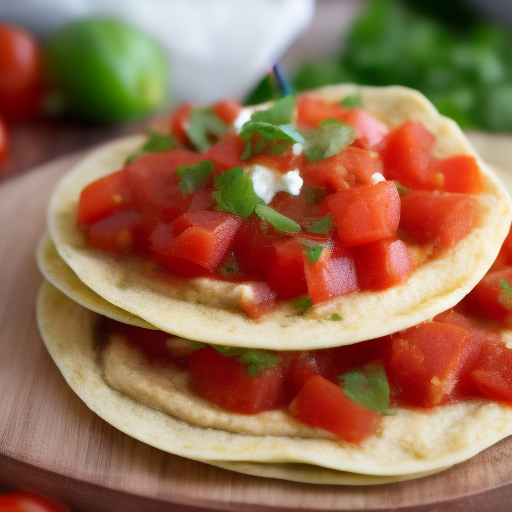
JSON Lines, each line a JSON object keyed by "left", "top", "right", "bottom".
{"left": 327, "top": 181, "right": 400, "bottom": 246}
{"left": 289, "top": 375, "right": 381, "bottom": 443}
{"left": 212, "top": 99, "right": 243, "bottom": 124}
{"left": 239, "top": 282, "right": 276, "bottom": 319}
{"left": 387, "top": 322, "right": 472, "bottom": 407}
{"left": 150, "top": 211, "right": 242, "bottom": 275}
{"left": 426, "top": 155, "right": 483, "bottom": 194}
{"left": 189, "top": 346, "right": 285, "bottom": 413}
{"left": 356, "top": 237, "right": 413, "bottom": 290}
{"left": 339, "top": 107, "right": 389, "bottom": 147}
{"left": 170, "top": 103, "right": 192, "bottom": 147}
{"left": 203, "top": 133, "right": 245, "bottom": 172}
{"left": 400, "top": 190, "right": 478, "bottom": 251}
{"left": 379, "top": 121, "right": 435, "bottom": 189}
{"left": 88, "top": 210, "right": 144, "bottom": 253}
{"left": 77, "top": 170, "right": 132, "bottom": 226}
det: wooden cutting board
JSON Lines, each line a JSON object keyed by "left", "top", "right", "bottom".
{"left": 3, "top": 142, "right": 512, "bottom": 512}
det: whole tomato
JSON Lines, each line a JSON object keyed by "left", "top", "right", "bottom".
{"left": 0, "top": 491, "right": 70, "bottom": 512}
{"left": 0, "top": 23, "right": 44, "bottom": 124}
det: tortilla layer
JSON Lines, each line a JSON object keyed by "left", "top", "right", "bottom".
{"left": 37, "top": 281, "right": 512, "bottom": 479}
{"left": 47, "top": 85, "right": 512, "bottom": 349}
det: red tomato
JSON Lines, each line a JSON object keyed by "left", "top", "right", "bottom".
{"left": 203, "top": 133, "right": 245, "bottom": 172}
{"left": 289, "top": 375, "right": 381, "bottom": 443}
{"left": 327, "top": 181, "right": 400, "bottom": 246}
{"left": 212, "top": 99, "right": 242, "bottom": 124}
{"left": 426, "top": 155, "right": 483, "bottom": 194}
{"left": 189, "top": 346, "right": 286, "bottom": 413}
{"left": 0, "top": 24, "right": 44, "bottom": 123}
{"left": 0, "top": 492, "right": 69, "bottom": 512}
{"left": 88, "top": 210, "right": 144, "bottom": 253}
{"left": 356, "top": 237, "right": 413, "bottom": 290}
{"left": 170, "top": 103, "right": 192, "bottom": 147}
{"left": 400, "top": 190, "right": 478, "bottom": 251}
{"left": 0, "top": 115, "right": 8, "bottom": 169}
{"left": 379, "top": 121, "right": 435, "bottom": 189}
{"left": 239, "top": 281, "right": 276, "bottom": 319}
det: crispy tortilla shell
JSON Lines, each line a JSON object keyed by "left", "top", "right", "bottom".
{"left": 47, "top": 85, "right": 512, "bottom": 349}
{"left": 37, "top": 281, "right": 512, "bottom": 480}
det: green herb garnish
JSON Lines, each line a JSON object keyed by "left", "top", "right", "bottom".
{"left": 393, "top": 180, "right": 412, "bottom": 196}
{"left": 254, "top": 204, "right": 301, "bottom": 233}
{"left": 125, "top": 132, "right": 177, "bottom": 164}
{"left": 330, "top": 313, "right": 343, "bottom": 321}
{"left": 339, "top": 365, "right": 394, "bottom": 414}
{"left": 212, "top": 167, "right": 263, "bottom": 218}
{"left": 499, "top": 279, "right": 512, "bottom": 310}
{"left": 302, "top": 244, "right": 324, "bottom": 263}
{"left": 292, "top": 294, "right": 312, "bottom": 314}
{"left": 240, "top": 122, "right": 304, "bottom": 159}
{"left": 186, "top": 108, "right": 227, "bottom": 152}
{"left": 301, "top": 119, "right": 355, "bottom": 162}
{"left": 177, "top": 160, "right": 214, "bottom": 197}
{"left": 307, "top": 213, "right": 333, "bottom": 234}
{"left": 250, "top": 95, "right": 295, "bottom": 125}
{"left": 340, "top": 94, "right": 362, "bottom": 109}
{"left": 212, "top": 345, "right": 278, "bottom": 376}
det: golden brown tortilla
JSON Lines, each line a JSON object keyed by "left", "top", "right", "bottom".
{"left": 37, "top": 281, "right": 512, "bottom": 481}
{"left": 46, "top": 85, "right": 512, "bottom": 349}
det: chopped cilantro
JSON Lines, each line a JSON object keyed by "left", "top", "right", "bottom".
{"left": 292, "top": 294, "right": 312, "bottom": 314}
{"left": 393, "top": 180, "right": 412, "bottom": 196}
{"left": 186, "top": 108, "right": 227, "bottom": 152}
{"left": 177, "top": 160, "right": 214, "bottom": 197}
{"left": 212, "top": 167, "right": 263, "bottom": 218}
{"left": 339, "top": 365, "right": 394, "bottom": 415}
{"left": 307, "top": 213, "right": 332, "bottom": 234}
{"left": 250, "top": 95, "right": 295, "bottom": 125}
{"left": 212, "top": 345, "right": 278, "bottom": 376}
{"left": 189, "top": 341, "right": 206, "bottom": 350}
{"left": 125, "top": 131, "right": 177, "bottom": 164}
{"left": 301, "top": 119, "right": 355, "bottom": 162}
{"left": 330, "top": 313, "right": 343, "bottom": 321}
{"left": 499, "top": 279, "right": 512, "bottom": 310}
{"left": 340, "top": 94, "right": 362, "bottom": 109}
{"left": 240, "top": 122, "right": 304, "bottom": 159}
{"left": 254, "top": 204, "right": 301, "bottom": 233}
{"left": 302, "top": 244, "right": 324, "bottom": 263}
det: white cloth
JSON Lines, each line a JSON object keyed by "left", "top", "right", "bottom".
{"left": 0, "top": 0, "right": 314, "bottom": 105}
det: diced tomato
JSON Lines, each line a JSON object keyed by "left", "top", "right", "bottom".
{"left": 340, "top": 108, "right": 389, "bottom": 147}
{"left": 150, "top": 211, "right": 242, "bottom": 275}
{"left": 493, "top": 229, "right": 512, "bottom": 269}
{"left": 387, "top": 322, "right": 473, "bottom": 407}
{"left": 289, "top": 375, "right": 381, "bottom": 443}
{"left": 189, "top": 346, "right": 286, "bottom": 414}
{"left": 239, "top": 282, "right": 276, "bottom": 319}
{"left": 203, "top": 133, "right": 246, "bottom": 172}
{"left": 296, "top": 95, "right": 346, "bottom": 130}
{"left": 271, "top": 188, "right": 323, "bottom": 228}
{"left": 303, "top": 245, "right": 358, "bottom": 304}
{"left": 379, "top": 121, "right": 435, "bottom": 189}
{"left": 400, "top": 190, "right": 478, "bottom": 251}
{"left": 356, "top": 237, "right": 413, "bottom": 290}
{"left": 170, "top": 103, "right": 192, "bottom": 147}
{"left": 88, "top": 210, "right": 144, "bottom": 253}
{"left": 247, "top": 148, "right": 304, "bottom": 174}
{"left": 212, "top": 99, "right": 243, "bottom": 124}
{"left": 265, "top": 237, "right": 308, "bottom": 299}
{"left": 470, "top": 338, "right": 512, "bottom": 403}
{"left": 426, "top": 155, "right": 483, "bottom": 194}
{"left": 77, "top": 170, "right": 132, "bottom": 226}
{"left": 327, "top": 181, "right": 400, "bottom": 246}
{"left": 463, "top": 268, "right": 512, "bottom": 325}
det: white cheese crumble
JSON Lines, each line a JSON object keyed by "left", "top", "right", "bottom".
{"left": 249, "top": 165, "right": 303, "bottom": 204}
{"left": 292, "top": 143, "right": 303, "bottom": 155}
{"left": 371, "top": 172, "right": 386, "bottom": 185}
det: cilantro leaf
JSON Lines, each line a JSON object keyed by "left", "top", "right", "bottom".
{"left": 186, "top": 108, "right": 227, "bottom": 152}
{"left": 177, "top": 160, "right": 214, "bottom": 197}
{"left": 331, "top": 313, "right": 343, "bottom": 321}
{"left": 125, "top": 132, "right": 177, "bottom": 164}
{"left": 393, "top": 180, "right": 412, "bottom": 196}
{"left": 292, "top": 294, "right": 312, "bottom": 314}
{"left": 212, "top": 167, "right": 262, "bottom": 218}
{"left": 499, "top": 279, "right": 512, "bottom": 310}
{"left": 211, "top": 345, "right": 278, "bottom": 376}
{"left": 254, "top": 204, "right": 301, "bottom": 233}
{"left": 250, "top": 95, "right": 295, "bottom": 125}
{"left": 307, "top": 213, "right": 332, "bottom": 234}
{"left": 340, "top": 94, "right": 362, "bottom": 109}
{"left": 302, "top": 244, "right": 324, "bottom": 263}
{"left": 339, "top": 365, "right": 393, "bottom": 414}
{"left": 240, "top": 122, "right": 304, "bottom": 159}
{"left": 301, "top": 119, "right": 355, "bottom": 162}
